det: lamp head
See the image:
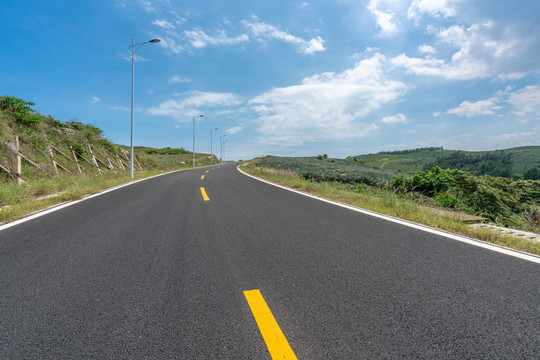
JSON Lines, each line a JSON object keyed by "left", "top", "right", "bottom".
{"left": 149, "top": 39, "right": 161, "bottom": 43}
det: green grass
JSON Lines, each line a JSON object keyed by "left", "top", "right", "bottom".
{"left": 241, "top": 161, "right": 540, "bottom": 255}
{"left": 0, "top": 169, "right": 170, "bottom": 223}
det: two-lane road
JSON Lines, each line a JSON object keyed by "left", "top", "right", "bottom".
{"left": 1, "top": 164, "right": 539, "bottom": 359}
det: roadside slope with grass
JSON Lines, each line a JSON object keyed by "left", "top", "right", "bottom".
{"left": 0, "top": 96, "right": 216, "bottom": 224}
{"left": 242, "top": 156, "right": 540, "bottom": 255}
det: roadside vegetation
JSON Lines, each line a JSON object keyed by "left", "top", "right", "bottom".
{"left": 243, "top": 156, "right": 540, "bottom": 255}
{"left": 0, "top": 96, "right": 216, "bottom": 223}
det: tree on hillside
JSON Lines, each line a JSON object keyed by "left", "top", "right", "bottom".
{"left": 423, "top": 151, "right": 513, "bottom": 178}
{"left": 523, "top": 167, "right": 540, "bottom": 180}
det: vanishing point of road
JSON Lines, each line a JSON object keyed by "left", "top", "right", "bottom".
{"left": 1, "top": 164, "right": 539, "bottom": 359}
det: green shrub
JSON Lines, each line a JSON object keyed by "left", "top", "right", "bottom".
{"left": 65, "top": 121, "right": 103, "bottom": 138}
{"left": 392, "top": 167, "right": 459, "bottom": 196}
{"left": 44, "top": 115, "right": 64, "bottom": 128}
{"left": 393, "top": 166, "right": 540, "bottom": 227}
{"left": 144, "top": 147, "right": 189, "bottom": 155}
{"left": 0, "top": 96, "right": 41, "bottom": 126}
{"left": 433, "top": 192, "right": 459, "bottom": 208}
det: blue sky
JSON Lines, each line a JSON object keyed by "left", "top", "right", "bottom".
{"left": 1, "top": 0, "right": 539, "bottom": 160}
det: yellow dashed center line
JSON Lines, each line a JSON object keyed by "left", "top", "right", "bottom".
{"left": 201, "top": 175, "right": 205, "bottom": 180}
{"left": 244, "top": 289, "right": 297, "bottom": 360}
{"left": 200, "top": 187, "right": 210, "bottom": 201}
{"left": 205, "top": 170, "right": 209, "bottom": 173}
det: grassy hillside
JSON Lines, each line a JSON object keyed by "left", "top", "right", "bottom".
{"left": 0, "top": 96, "right": 216, "bottom": 223}
{"left": 0, "top": 96, "right": 214, "bottom": 183}
{"left": 347, "top": 146, "right": 540, "bottom": 176}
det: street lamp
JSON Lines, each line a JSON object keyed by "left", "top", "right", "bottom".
{"left": 128, "top": 38, "right": 161, "bottom": 178}
{"left": 219, "top": 134, "right": 227, "bottom": 161}
{"left": 210, "top": 128, "right": 218, "bottom": 165}
{"left": 223, "top": 138, "right": 228, "bottom": 162}
{"left": 193, "top": 114, "right": 203, "bottom": 168}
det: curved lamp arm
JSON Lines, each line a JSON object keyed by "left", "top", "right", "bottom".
{"left": 128, "top": 39, "right": 161, "bottom": 56}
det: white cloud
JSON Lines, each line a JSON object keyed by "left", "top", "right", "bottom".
{"left": 159, "top": 37, "right": 183, "bottom": 54}
{"left": 152, "top": 19, "right": 175, "bottom": 30}
{"left": 418, "top": 44, "right": 435, "bottom": 54}
{"left": 304, "top": 36, "right": 325, "bottom": 54}
{"left": 496, "top": 73, "right": 526, "bottom": 82}
{"left": 507, "top": 85, "right": 540, "bottom": 119}
{"left": 148, "top": 91, "right": 243, "bottom": 119}
{"left": 169, "top": 76, "right": 190, "bottom": 83}
{"left": 444, "top": 98, "right": 501, "bottom": 118}
{"left": 184, "top": 29, "right": 249, "bottom": 48}
{"left": 436, "top": 84, "right": 540, "bottom": 121}
{"left": 367, "top": 0, "right": 401, "bottom": 38}
{"left": 391, "top": 22, "right": 526, "bottom": 80}
{"left": 391, "top": 53, "right": 488, "bottom": 80}
{"left": 150, "top": 15, "right": 324, "bottom": 55}
{"left": 242, "top": 17, "right": 326, "bottom": 54}
{"left": 407, "top": 0, "right": 459, "bottom": 19}
{"left": 139, "top": 0, "right": 155, "bottom": 13}
{"left": 485, "top": 127, "right": 540, "bottom": 148}
{"left": 381, "top": 113, "right": 408, "bottom": 124}
{"left": 90, "top": 96, "right": 101, "bottom": 103}
{"left": 250, "top": 53, "right": 407, "bottom": 145}
{"left": 226, "top": 126, "right": 243, "bottom": 134}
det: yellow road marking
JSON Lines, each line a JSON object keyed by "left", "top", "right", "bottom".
{"left": 244, "top": 289, "right": 297, "bottom": 360}
{"left": 201, "top": 175, "right": 205, "bottom": 179}
{"left": 200, "top": 187, "right": 210, "bottom": 201}
{"left": 205, "top": 170, "right": 209, "bottom": 173}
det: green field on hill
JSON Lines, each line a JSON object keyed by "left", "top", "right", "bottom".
{"left": 347, "top": 146, "right": 540, "bottom": 178}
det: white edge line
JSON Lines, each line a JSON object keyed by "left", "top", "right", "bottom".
{"left": 0, "top": 169, "right": 188, "bottom": 232}
{"left": 237, "top": 165, "right": 540, "bottom": 264}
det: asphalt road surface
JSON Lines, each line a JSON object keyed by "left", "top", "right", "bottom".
{"left": 1, "top": 164, "right": 539, "bottom": 359}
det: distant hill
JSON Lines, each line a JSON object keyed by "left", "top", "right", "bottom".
{"left": 347, "top": 146, "right": 540, "bottom": 178}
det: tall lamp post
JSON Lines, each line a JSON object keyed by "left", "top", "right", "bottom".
{"left": 223, "top": 138, "right": 228, "bottom": 162}
{"left": 219, "top": 134, "right": 227, "bottom": 161}
{"left": 128, "top": 38, "right": 160, "bottom": 178}
{"left": 193, "top": 114, "right": 203, "bottom": 168}
{"left": 210, "top": 128, "right": 218, "bottom": 165}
